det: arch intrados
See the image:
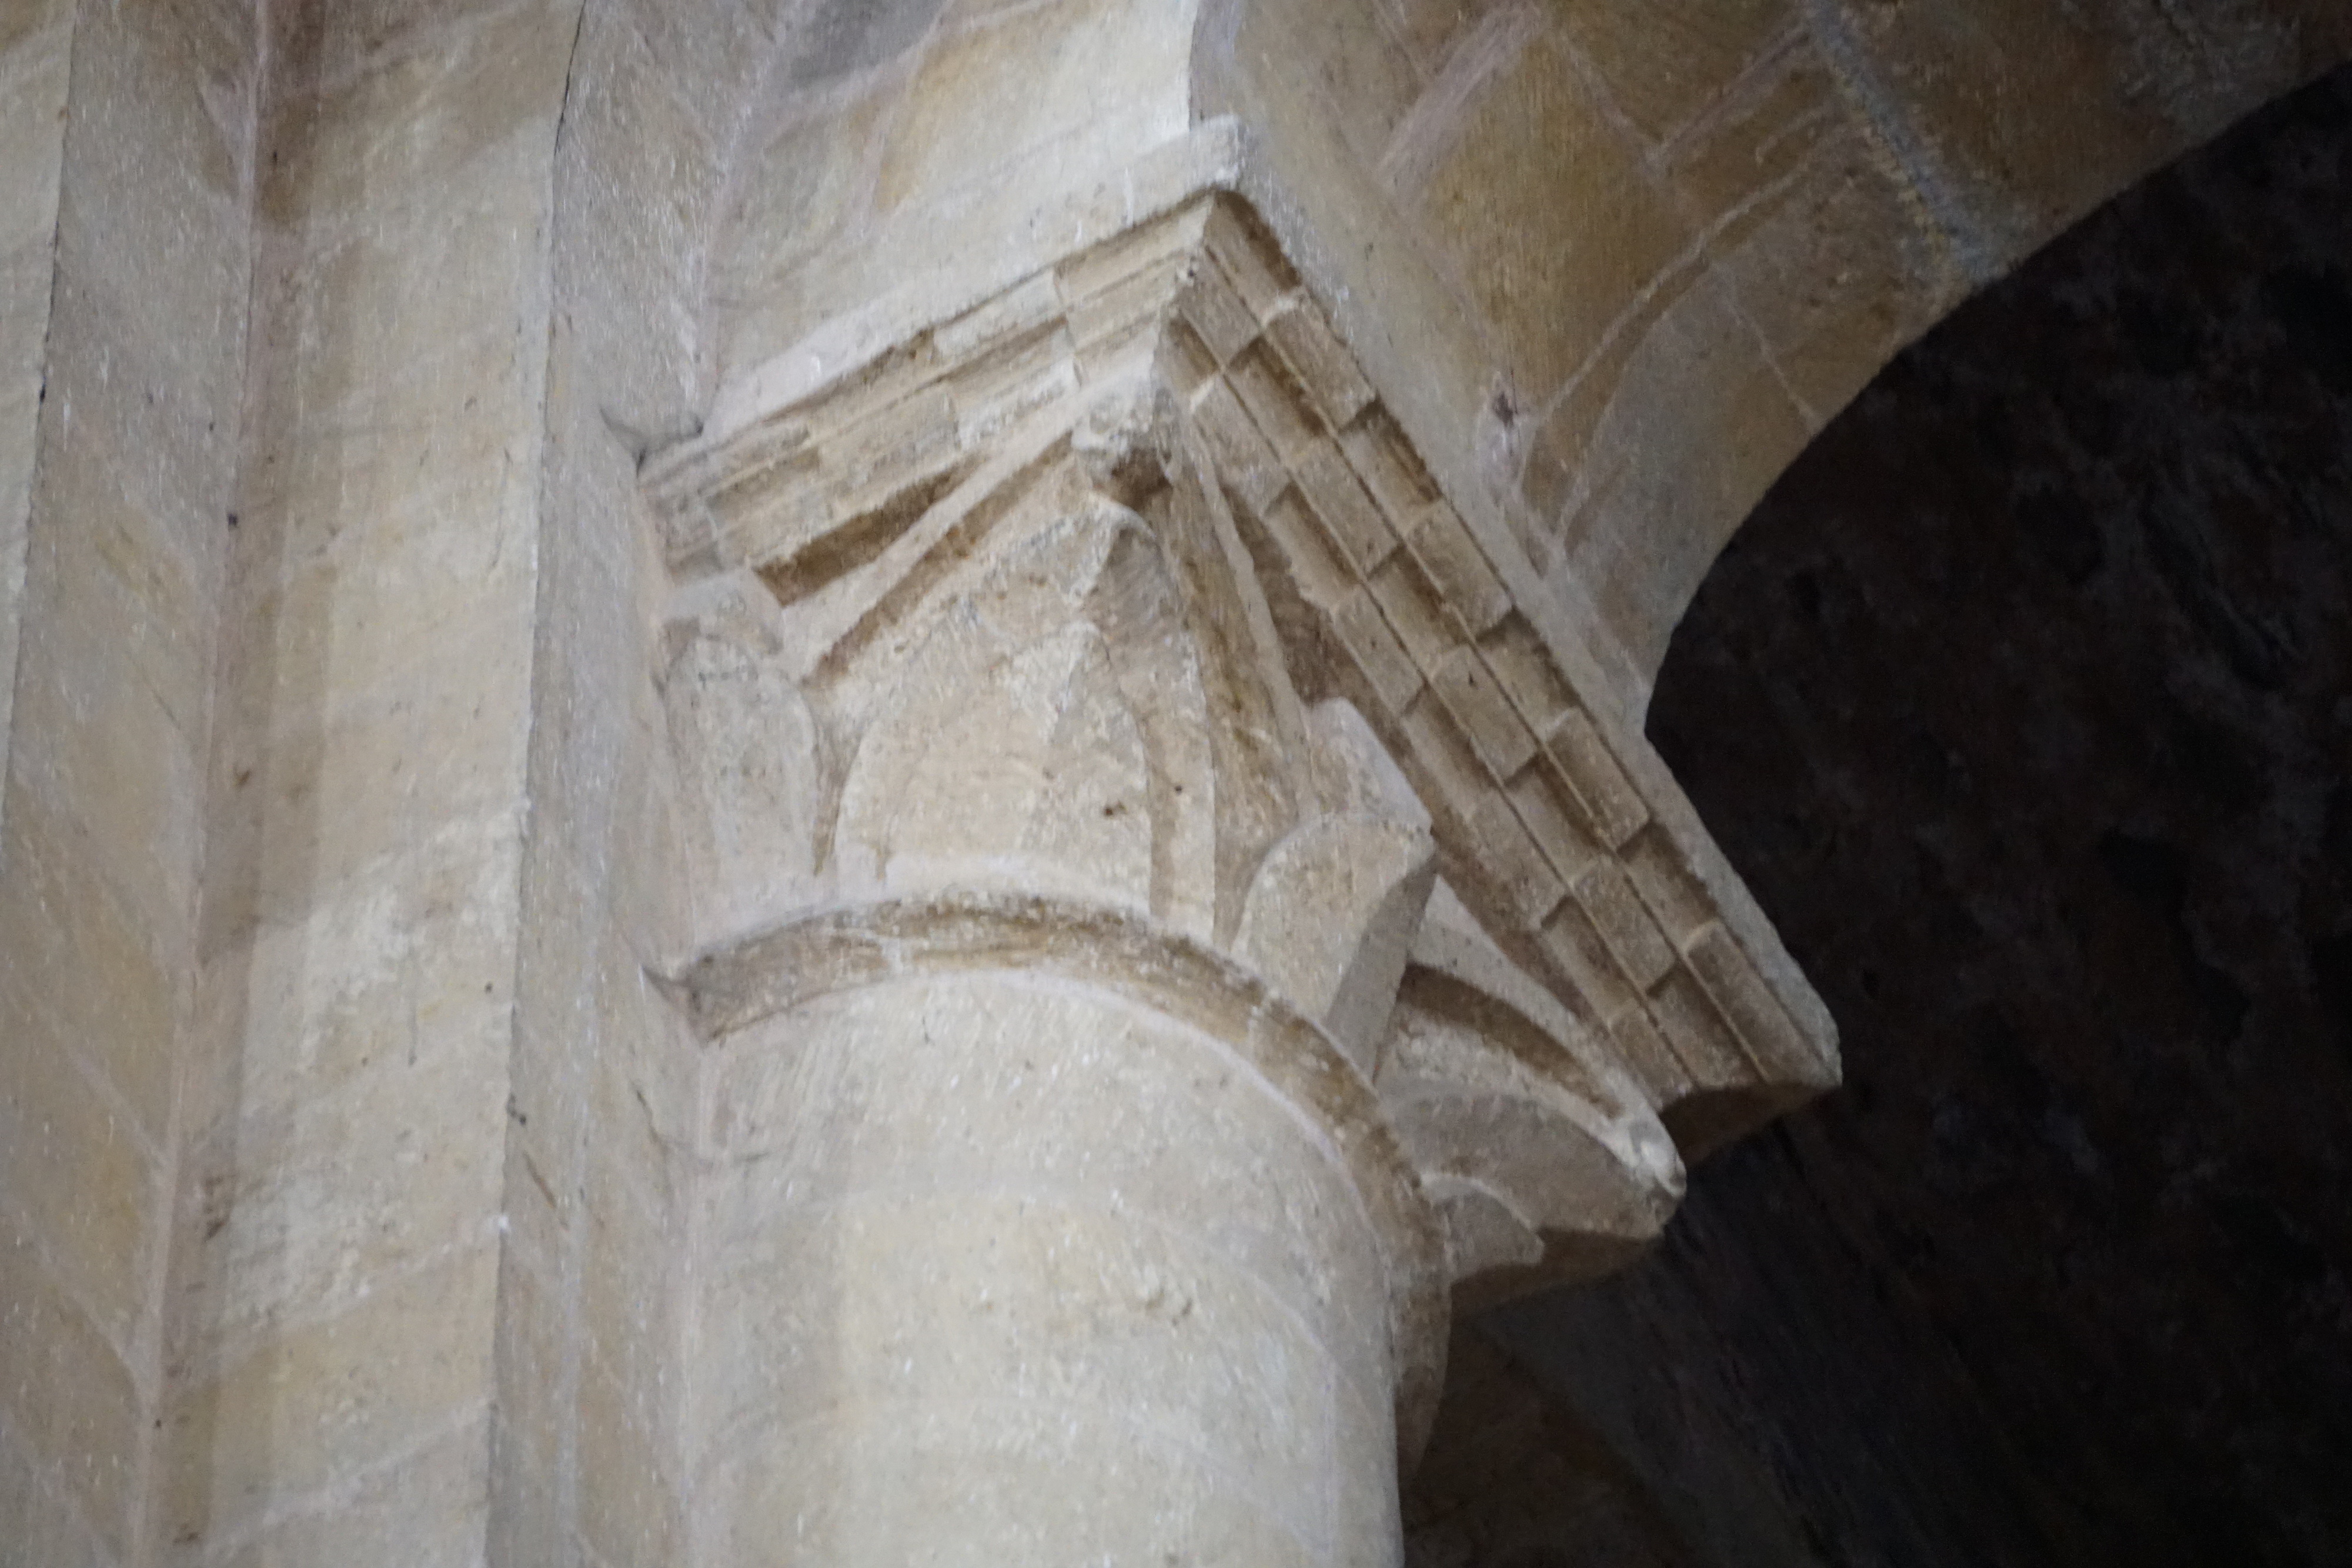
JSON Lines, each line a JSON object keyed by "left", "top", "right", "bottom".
{"left": 1192, "top": 0, "right": 2352, "bottom": 719}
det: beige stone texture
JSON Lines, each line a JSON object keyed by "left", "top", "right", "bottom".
{"left": 0, "top": 1198, "right": 141, "bottom": 1568}
{"left": 1, "top": 0, "right": 260, "bottom": 1560}
{"left": 692, "top": 970, "right": 1403, "bottom": 1566}
{"left": 710, "top": 0, "right": 1200, "bottom": 386}
{"left": 1807, "top": 0, "right": 2321, "bottom": 263}
{"left": 1, "top": 2, "right": 2345, "bottom": 1563}
{"left": 637, "top": 188, "right": 1833, "bottom": 1553}
{"left": 1204, "top": 0, "right": 2350, "bottom": 714}
{"left": 0, "top": 0, "right": 71, "bottom": 810}
{"left": 153, "top": 4, "right": 574, "bottom": 1563}
{"left": 484, "top": 1, "right": 764, "bottom": 1557}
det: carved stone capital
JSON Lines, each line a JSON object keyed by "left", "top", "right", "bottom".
{"left": 644, "top": 188, "right": 1836, "bottom": 1320}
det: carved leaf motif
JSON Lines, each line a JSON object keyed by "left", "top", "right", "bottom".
{"left": 1379, "top": 887, "right": 1685, "bottom": 1308}
{"left": 646, "top": 185, "right": 1836, "bottom": 1184}
{"left": 833, "top": 500, "right": 1215, "bottom": 920}
{"left": 664, "top": 589, "right": 826, "bottom": 937}
{"left": 1234, "top": 699, "right": 1440, "bottom": 1069}
{"left": 1238, "top": 814, "right": 1434, "bottom": 1072}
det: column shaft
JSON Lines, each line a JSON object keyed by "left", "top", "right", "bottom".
{"left": 690, "top": 965, "right": 1405, "bottom": 1567}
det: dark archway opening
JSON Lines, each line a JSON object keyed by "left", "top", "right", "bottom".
{"left": 1438, "top": 59, "right": 2352, "bottom": 1568}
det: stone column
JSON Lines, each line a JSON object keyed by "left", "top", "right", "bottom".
{"left": 643, "top": 187, "right": 1832, "bottom": 1566}
{"left": 681, "top": 901, "right": 1435, "bottom": 1566}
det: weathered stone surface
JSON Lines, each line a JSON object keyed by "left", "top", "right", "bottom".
{"left": 650, "top": 197, "right": 1833, "bottom": 1161}
{"left": 1, "top": 3, "right": 2344, "bottom": 1563}
{"left": 0, "top": 0, "right": 71, "bottom": 815}
{"left": 634, "top": 178, "right": 1836, "bottom": 1556}
{"left": 152, "top": 5, "right": 573, "bottom": 1565}
{"left": 1202, "top": 0, "right": 2348, "bottom": 718}
{"left": 693, "top": 964, "right": 1404, "bottom": 1566}
{"left": 0, "top": 1, "right": 259, "bottom": 1559}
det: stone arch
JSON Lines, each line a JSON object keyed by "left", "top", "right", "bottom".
{"left": 576, "top": 1, "right": 2352, "bottom": 725}
{"left": 1195, "top": 0, "right": 2352, "bottom": 718}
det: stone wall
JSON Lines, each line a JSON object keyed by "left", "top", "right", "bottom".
{"left": 0, "top": 1, "right": 260, "bottom": 1560}
{"left": 495, "top": 2, "right": 749, "bottom": 1559}
{"left": 157, "top": 4, "right": 579, "bottom": 1562}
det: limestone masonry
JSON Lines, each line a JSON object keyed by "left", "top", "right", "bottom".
{"left": 1, "top": 1, "right": 2342, "bottom": 1564}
